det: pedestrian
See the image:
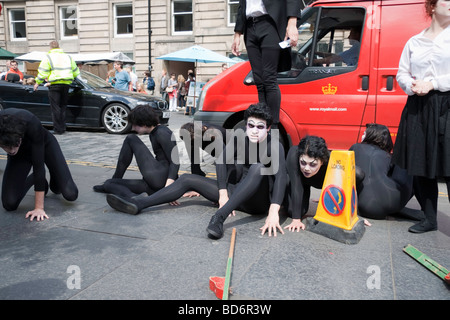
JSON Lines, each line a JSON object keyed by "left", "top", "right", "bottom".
{"left": 137, "top": 82, "right": 147, "bottom": 94}
{"left": 34, "top": 40, "right": 80, "bottom": 135}
{"left": 392, "top": 0, "right": 450, "bottom": 233}
{"left": 184, "top": 72, "right": 195, "bottom": 115}
{"left": 167, "top": 73, "right": 178, "bottom": 111}
{"left": 93, "top": 105, "right": 180, "bottom": 200}
{"left": 143, "top": 71, "right": 155, "bottom": 94}
{"left": 0, "top": 108, "right": 78, "bottom": 221}
{"left": 232, "top": 0, "right": 300, "bottom": 128}
{"left": 106, "top": 69, "right": 116, "bottom": 87}
{"left": 177, "top": 74, "right": 187, "bottom": 112}
{"left": 5, "top": 60, "right": 24, "bottom": 81}
{"left": 126, "top": 65, "right": 138, "bottom": 91}
{"left": 112, "top": 61, "right": 131, "bottom": 91}
{"left": 0, "top": 60, "right": 11, "bottom": 80}
{"left": 160, "top": 70, "right": 169, "bottom": 101}
{"left": 106, "top": 103, "right": 287, "bottom": 241}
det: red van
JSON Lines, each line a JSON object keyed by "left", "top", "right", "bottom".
{"left": 194, "top": 0, "right": 430, "bottom": 150}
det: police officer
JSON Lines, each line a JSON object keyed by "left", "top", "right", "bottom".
{"left": 34, "top": 40, "right": 80, "bottom": 135}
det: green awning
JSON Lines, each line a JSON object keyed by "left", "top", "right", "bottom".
{"left": 0, "top": 48, "right": 18, "bottom": 60}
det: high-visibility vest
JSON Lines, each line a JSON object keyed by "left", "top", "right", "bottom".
{"left": 36, "top": 48, "right": 80, "bottom": 85}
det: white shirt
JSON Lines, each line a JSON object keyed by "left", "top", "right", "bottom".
{"left": 397, "top": 25, "right": 450, "bottom": 95}
{"left": 129, "top": 72, "right": 138, "bottom": 90}
{"left": 246, "top": 0, "right": 267, "bottom": 18}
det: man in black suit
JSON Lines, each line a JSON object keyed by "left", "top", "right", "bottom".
{"left": 232, "top": 0, "right": 300, "bottom": 128}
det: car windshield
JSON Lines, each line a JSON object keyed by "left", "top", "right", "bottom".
{"left": 77, "top": 70, "right": 113, "bottom": 89}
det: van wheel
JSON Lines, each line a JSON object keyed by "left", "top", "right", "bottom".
{"left": 102, "top": 104, "right": 131, "bottom": 134}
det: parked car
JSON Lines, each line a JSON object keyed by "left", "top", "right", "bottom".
{"left": 0, "top": 70, "right": 169, "bottom": 134}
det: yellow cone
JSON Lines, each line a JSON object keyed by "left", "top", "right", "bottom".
{"left": 313, "top": 150, "right": 359, "bottom": 231}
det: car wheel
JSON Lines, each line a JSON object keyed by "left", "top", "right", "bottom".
{"left": 102, "top": 104, "right": 131, "bottom": 134}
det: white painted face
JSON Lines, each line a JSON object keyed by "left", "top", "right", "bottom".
{"left": 246, "top": 117, "right": 269, "bottom": 143}
{"left": 299, "top": 154, "right": 323, "bottom": 178}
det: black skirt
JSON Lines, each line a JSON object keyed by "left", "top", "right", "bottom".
{"left": 392, "top": 90, "right": 450, "bottom": 178}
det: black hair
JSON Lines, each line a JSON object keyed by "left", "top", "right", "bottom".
{"left": 180, "top": 122, "right": 202, "bottom": 140}
{"left": 243, "top": 103, "right": 273, "bottom": 127}
{"left": 180, "top": 122, "right": 219, "bottom": 141}
{"left": 297, "top": 135, "right": 330, "bottom": 164}
{"left": 362, "top": 123, "right": 393, "bottom": 153}
{"left": 0, "top": 114, "right": 27, "bottom": 147}
{"left": 127, "top": 105, "right": 160, "bottom": 127}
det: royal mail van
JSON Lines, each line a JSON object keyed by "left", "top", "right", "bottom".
{"left": 194, "top": 0, "right": 429, "bottom": 150}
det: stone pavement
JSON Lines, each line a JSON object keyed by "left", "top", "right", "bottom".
{"left": 0, "top": 111, "right": 449, "bottom": 304}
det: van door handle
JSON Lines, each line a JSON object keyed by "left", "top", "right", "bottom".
{"left": 386, "top": 76, "right": 394, "bottom": 91}
{"left": 361, "top": 76, "right": 369, "bottom": 91}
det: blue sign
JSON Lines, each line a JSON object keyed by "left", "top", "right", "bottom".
{"left": 322, "top": 185, "right": 345, "bottom": 216}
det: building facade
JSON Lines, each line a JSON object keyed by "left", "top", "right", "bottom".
{"left": 0, "top": 0, "right": 241, "bottom": 89}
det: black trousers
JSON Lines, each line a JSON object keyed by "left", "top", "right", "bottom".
{"left": 2, "top": 131, "right": 78, "bottom": 211}
{"left": 245, "top": 16, "right": 282, "bottom": 125}
{"left": 48, "top": 84, "right": 69, "bottom": 134}
{"left": 132, "top": 163, "right": 271, "bottom": 217}
{"left": 413, "top": 176, "right": 450, "bottom": 224}
{"left": 103, "top": 135, "right": 169, "bottom": 198}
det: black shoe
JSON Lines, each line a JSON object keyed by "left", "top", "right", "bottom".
{"left": 93, "top": 184, "right": 106, "bottom": 193}
{"left": 106, "top": 194, "right": 140, "bottom": 215}
{"left": 408, "top": 220, "right": 437, "bottom": 233}
{"left": 206, "top": 214, "right": 226, "bottom": 239}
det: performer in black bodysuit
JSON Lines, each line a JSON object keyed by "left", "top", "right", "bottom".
{"left": 93, "top": 105, "right": 179, "bottom": 198}
{"left": 0, "top": 108, "right": 78, "bottom": 221}
{"left": 350, "top": 123, "right": 416, "bottom": 220}
{"left": 106, "top": 103, "right": 287, "bottom": 239}
{"left": 284, "top": 135, "right": 329, "bottom": 231}
{"left": 179, "top": 121, "right": 226, "bottom": 177}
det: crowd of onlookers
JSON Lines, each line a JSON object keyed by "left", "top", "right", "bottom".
{"left": 106, "top": 61, "right": 155, "bottom": 95}
{"left": 160, "top": 69, "right": 196, "bottom": 114}
{"left": 1, "top": 58, "right": 208, "bottom": 116}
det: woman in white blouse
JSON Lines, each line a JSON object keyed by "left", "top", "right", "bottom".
{"left": 393, "top": 0, "right": 450, "bottom": 233}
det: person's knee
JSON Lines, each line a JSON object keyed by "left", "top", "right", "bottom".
{"left": 63, "top": 185, "right": 78, "bottom": 202}
{"left": 248, "top": 163, "right": 265, "bottom": 175}
{"left": 2, "top": 197, "right": 20, "bottom": 211}
{"left": 124, "top": 134, "right": 139, "bottom": 144}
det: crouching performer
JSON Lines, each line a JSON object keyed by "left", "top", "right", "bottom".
{"left": 106, "top": 103, "right": 287, "bottom": 239}
{"left": 0, "top": 108, "right": 78, "bottom": 221}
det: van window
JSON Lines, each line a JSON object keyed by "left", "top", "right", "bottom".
{"left": 278, "top": 7, "right": 365, "bottom": 82}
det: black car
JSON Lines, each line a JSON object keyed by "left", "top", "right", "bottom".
{"left": 0, "top": 70, "right": 169, "bottom": 134}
